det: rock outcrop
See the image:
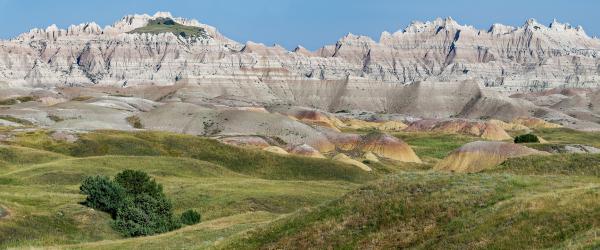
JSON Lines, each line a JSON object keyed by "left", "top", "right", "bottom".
{"left": 2, "top": 13, "right": 600, "bottom": 132}
{"left": 1, "top": 13, "right": 599, "bottom": 93}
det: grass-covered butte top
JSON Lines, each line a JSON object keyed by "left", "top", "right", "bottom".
{"left": 128, "top": 17, "right": 209, "bottom": 38}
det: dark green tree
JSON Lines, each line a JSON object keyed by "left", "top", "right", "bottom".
{"left": 80, "top": 170, "right": 185, "bottom": 237}
{"left": 114, "top": 169, "right": 163, "bottom": 198}
{"left": 112, "top": 194, "right": 180, "bottom": 237}
{"left": 79, "top": 175, "right": 127, "bottom": 217}
{"left": 514, "top": 133, "right": 540, "bottom": 143}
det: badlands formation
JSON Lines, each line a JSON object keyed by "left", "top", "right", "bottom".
{"left": 1, "top": 12, "right": 600, "bottom": 168}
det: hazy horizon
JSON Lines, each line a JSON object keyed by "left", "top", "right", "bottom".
{"left": 1, "top": 0, "right": 598, "bottom": 50}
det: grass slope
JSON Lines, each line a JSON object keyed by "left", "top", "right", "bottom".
{"left": 489, "top": 153, "right": 600, "bottom": 177}
{"left": 0, "top": 130, "right": 369, "bottom": 249}
{"left": 55, "top": 212, "right": 278, "bottom": 250}
{"left": 9, "top": 130, "right": 374, "bottom": 182}
{"left": 393, "top": 132, "right": 478, "bottom": 161}
{"left": 222, "top": 172, "right": 600, "bottom": 249}
{"left": 534, "top": 128, "right": 600, "bottom": 148}
{"left": 0, "top": 153, "right": 358, "bottom": 248}
{"left": 2, "top": 128, "right": 600, "bottom": 249}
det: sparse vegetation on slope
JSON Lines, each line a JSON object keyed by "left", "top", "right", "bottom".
{"left": 128, "top": 17, "right": 209, "bottom": 38}
{"left": 1, "top": 128, "right": 600, "bottom": 249}
{"left": 393, "top": 132, "right": 478, "bottom": 161}
{"left": 489, "top": 153, "right": 600, "bottom": 176}
{"left": 0, "top": 147, "right": 359, "bottom": 248}
{"left": 9, "top": 130, "right": 374, "bottom": 182}
{"left": 126, "top": 116, "right": 143, "bottom": 129}
{"left": 221, "top": 172, "right": 600, "bottom": 249}
{"left": 0, "top": 129, "right": 370, "bottom": 248}
{"left": 0, "top": 96, "right": 36, "bottom": 105}
{"left": 0, "top": 115, "right": 33, "bottom": 125}
{"left": 534, "top": 128, "right": 600, "bottom": 148}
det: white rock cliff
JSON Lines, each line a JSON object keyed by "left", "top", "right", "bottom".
{"left": 0, "top": 13, "right": 598, "bottom": 92}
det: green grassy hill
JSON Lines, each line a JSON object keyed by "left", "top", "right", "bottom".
{"left": 221, "top": 172, "right": 600, "bottom": 249}
{"left": 10, "top": 130, "right": 375, "bottom": 182}
{"left": 0, "top": 130, "right": 376, "bottom": 249}
{"left": 1, "top": 128, "right": 600, "bottom": 249}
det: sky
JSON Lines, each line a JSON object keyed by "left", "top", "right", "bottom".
{"left": 0, "top": 0, "right": 598, "bottom": 50}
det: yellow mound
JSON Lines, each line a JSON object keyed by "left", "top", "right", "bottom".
{"left": 361, "top": 133, "right": 422, "bottom": 163}
{"left": 405, "top": 119, "right": 511, "bottom": 141}
{"left": 286, "top": 109, "right": 341, "bottom": 131}
{"left": 487, "top": 119, "right": 529, "bottom": 131}
{"left": 262, "top": 146, "right": 288, "bottom": 155}
{"left": 288, "top": 144, "right": 326, "bottom": 158}
{"left": 340, "top": 119, "right": 408, "bottom": 131}
{"left": 332, "top": 153, "right": 372, "bottom": 171}
{"left": 327, "top": 132, "right": 421, "bottom": 163}
{"left": 435, "top": 141, "right": 549, "bottom": 173}
{"left": 363, "top": 151, "right": 380, "bottom": 163}
{"left": 512, "top": 117, "right": 562, "bottom": 129}
{"left": 375, "top": 121, "right": 408, "bottom": 131}
{"left": 219, "top": 136, "right": 270, "bottom": 149}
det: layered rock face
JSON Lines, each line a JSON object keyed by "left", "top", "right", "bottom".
{"left": 1, "top": 13, "right": 599, "bottom": 93}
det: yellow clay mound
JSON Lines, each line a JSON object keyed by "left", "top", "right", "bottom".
{"left": 219, "top": 136, "right": 270, "bottom": 149}
{"left": 487, "top": 119, "right": 529, "bottom": 131}
{"left": 288, "top": 109, "right": 341, "bottom": 131}
{"left": 288, "top": 144, "right": 326, "bottom": 158}
{"left": 363, "top": 151, "right": 380, "bottom": 163}
{"left": 360, "top": 133, "right": 422, "bottom": 163}
{"left": 405, "top": 119, "right": 511, "bottom": 141}
{"left": 512, "top": 117, "right": 562, "bottom": 129}
{"left": 435, "top": 141, "right": 549, "bottom": 173}
{"left": 340, "top": 119, "right": 408, "bottom": 131}
{"left": 262, "top": 146, "right": 289, "bottom": 155}
{"left": 332, "top": 153, "right": 372, "bottom": 171}
{"left": 327, "top": 132, "right": 421, "bottom": 163}
{"left": 375, "top": 121, "right": 408, "bottom": 131}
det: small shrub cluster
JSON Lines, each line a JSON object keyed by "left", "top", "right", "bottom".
{"left": 180, "top": 209, "right": 201, "bottom": 225}
{"left": 514, "top": 133, "right": 540, "bottom": 143}
{"left": 0, "top": 96, "right": 36, "bottom": 105}
{"left": 47, "top": 115, "right": 64, "bottom": 122}
{"left": 126, "top": 116, "right": 143, "bottom": 129}
{"left": 80, "top": 170, "right": 201, "bottom": 237}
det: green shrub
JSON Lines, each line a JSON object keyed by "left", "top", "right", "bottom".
{"left": 180, "top": 209, "right": 201, "bottom": 225}
{"left": 113, "top": 194, "right": 179, "bottom": 237}
{"left": 514, "top": 133, "right": 540, "bottom": 143}
{"left": 114, "top": 170, "right": 162, "bottom": 198}
{"left": 79, "top": 176, "right": 127, "bottom": 217}
{"left": 80, "top": 170, "right": 183, "bottom": 237}
{"left": 126, "top": 116, "right": 143, "bottom": 129}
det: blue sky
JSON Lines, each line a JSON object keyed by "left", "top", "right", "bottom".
{"left": 0, "top": 0, "right": 598, "bottom": 50}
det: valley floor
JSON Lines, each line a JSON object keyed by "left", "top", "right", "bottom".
{"left": 0, "top": 128, "right": 599, "bottom": 249}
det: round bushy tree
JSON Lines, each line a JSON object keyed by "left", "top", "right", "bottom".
{"left": 514, "top": 133, "right": 540, "bottom": 143}
{"left": 80, "top": 170, "right": 186, "bottom": 237}
{"left": 114, "top": 170, "right": 163, "bottom": 198}
{"left": 113, "top": 194, "right": 180, "bottom": 237}
{"left": 80, "top": 175, "right": 126, "bottom": 217}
